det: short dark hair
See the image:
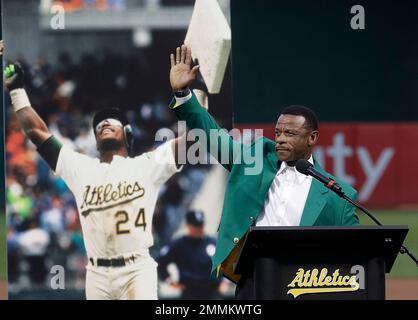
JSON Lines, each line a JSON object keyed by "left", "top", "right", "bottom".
{"left": 280, "top": 105, "right": 318, "bottom": 131}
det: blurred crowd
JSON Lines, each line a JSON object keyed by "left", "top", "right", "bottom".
{"left": 49, "top": 0, "right": 197, "bottom": 12}
{"left": 51, "top": 0, "right": 127, "bottom": 12}
{"left": 4, "top": 52, "right": 211, "bottom": 295}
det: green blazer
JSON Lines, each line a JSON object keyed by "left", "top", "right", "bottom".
{"left": 170, "top": 94, "right": 359, "bottom": 281}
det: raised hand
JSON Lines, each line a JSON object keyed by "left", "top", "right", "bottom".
{"left": 4, "top": 63, "right": 25, "bottom": 91}
{"left": 169, "top": 44, "right": 200, "bottom": 92}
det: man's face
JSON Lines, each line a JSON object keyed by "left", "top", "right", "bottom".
{"left": 95, "top": 118, "right": 125, "bottom": 151}
{"left": 275, "top": 114, "right": 318, "bottom": 162}
{"left": 187, "top": 224, "right": 204, "bottom": 238}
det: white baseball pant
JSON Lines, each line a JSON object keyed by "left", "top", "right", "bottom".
{"left": 85, "top": 256, "right": 158, "bottom": 300}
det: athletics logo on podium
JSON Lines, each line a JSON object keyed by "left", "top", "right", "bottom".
{"left": 287, "top": 267, "right": 362, "bottom": 298}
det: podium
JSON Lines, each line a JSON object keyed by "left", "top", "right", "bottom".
{"left": 234, "top": 226, "right": 409, "bottom": 300}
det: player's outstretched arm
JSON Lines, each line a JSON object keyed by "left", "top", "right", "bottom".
{"left": 4, "top": 63, "right": 52, "bottom": 146}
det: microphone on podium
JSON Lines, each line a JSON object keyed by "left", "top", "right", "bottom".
{"left": 295, "top": 159, "right": 344, "bottom": 196}
{"left": 295, "top": 158, "right": 418, "bottom": 266}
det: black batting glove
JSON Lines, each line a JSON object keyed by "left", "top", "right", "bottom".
{"left": 4, "top": 63, "right": 25, "bottom": 91}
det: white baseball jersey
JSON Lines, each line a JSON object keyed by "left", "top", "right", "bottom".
{"left": 55, "top": 141, "right": 181, "bottom": 259}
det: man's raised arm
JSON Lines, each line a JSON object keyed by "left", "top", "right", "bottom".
{"left": 4, "top": 63, "right": 62, "bottom": 170}
{"left": 169, "top": 45, "right": 240, "bottom": 172}
{"left": 4, "top": 63, "right": 51, "bottom": 146}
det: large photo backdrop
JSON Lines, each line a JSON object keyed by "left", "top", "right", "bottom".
{"left": 3, "top": 0, "right": 233, "bottom": 300}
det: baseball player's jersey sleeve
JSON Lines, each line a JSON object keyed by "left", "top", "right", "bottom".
{"left": 145, "top": 140, "right": 182, "bottom": 186}
{"left": 55, "top": 145, "right": 95, "bottom": 191}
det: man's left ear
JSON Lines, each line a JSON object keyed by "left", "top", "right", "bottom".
{"left": 308, "top": 131, "right": 319, "bottom": 147}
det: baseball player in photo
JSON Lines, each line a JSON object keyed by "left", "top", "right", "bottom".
{"left": 4, "top": 63, "right": 184, "bottom": 300}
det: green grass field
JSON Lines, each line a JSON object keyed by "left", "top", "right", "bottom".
{"left": 0, "top": 213, "right": 6, "bottom": 280}
{"left": 359, "top": 210, "right": 418, "bottom": 278}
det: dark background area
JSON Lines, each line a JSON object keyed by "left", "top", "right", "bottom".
{"left": 231, "top": 0, "right": 418, "bottom": 123}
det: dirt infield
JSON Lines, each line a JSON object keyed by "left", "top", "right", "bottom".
{"left": 0, "top": 281, "right": 7, "bottom": 300}
{"left": 386, "top": 278, "right": 418, "bottom": 300}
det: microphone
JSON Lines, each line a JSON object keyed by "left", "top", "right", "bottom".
{"left": 295, "top": 159, "right": 343, "bottom": 196}
{"left": 295, "top": 159, "right": 418, "bottom": 266}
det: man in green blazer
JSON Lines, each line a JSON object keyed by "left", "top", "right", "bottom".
{"left": 168, "top": 45, "right": 359, "bottom": 298}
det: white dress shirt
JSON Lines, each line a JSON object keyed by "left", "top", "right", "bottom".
{"left": 256, "top": 156, "right": 314, "bottom": 227}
